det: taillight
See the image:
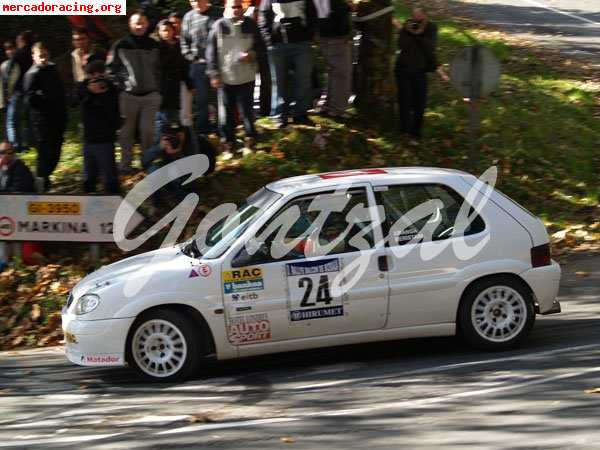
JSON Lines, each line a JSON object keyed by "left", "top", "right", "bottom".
{"left": 531, "top": 243, "right": 551, "bottom": 268}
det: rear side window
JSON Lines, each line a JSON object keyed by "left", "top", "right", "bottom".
{"left": 377, "top": 184, "right": 486, "bottom": 246}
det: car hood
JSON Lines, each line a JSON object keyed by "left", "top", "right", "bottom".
{"left": 73, "top": 246, "right": 182, "bottom": 298}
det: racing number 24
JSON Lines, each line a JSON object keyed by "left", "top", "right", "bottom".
{"left": 299, "top": 275, "right": 332, "bottom": 307}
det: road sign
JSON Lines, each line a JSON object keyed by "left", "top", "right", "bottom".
{"left": 0, "top": 194, "right": 144, "bottom": 242}
{"left": 450, "top": 45, "right": 501, "bottom": 99}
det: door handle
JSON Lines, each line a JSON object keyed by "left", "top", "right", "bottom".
{"left": 378, "top": 255, "right": 389, "bottom": 272}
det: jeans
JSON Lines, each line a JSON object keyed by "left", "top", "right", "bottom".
{"left": 35, "top": 126, "right": 63, "bottom": 190}
{"left": 321, "top": 37, "right": 352, "bottom": 113}
{"left": 217, "top": 82, "right": 256, "bottom": 145}
{"left": 395, "top": 68, "right": 428, "bottom": 138}
{"left": 268, "top": 42, "right": 313, "bottom": 118}
{"left": 83, "top": 142, "right": 120, "bottom": 194}
{"left": 189, "top": 62, "right": 213, "bottom": 135}
{"left": 6, "top": 92, "right": 29, "bottom": 152}
{"left": 119, "top": 91, "right": 162, "bottom": 171}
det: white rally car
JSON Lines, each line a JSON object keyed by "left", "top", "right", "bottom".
{"left": 62, "top": 168, "right": 561, "bottom": 381}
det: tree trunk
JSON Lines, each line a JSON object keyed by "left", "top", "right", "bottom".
{"left": 354, "top": 0, "right": 395, "bottom": 122}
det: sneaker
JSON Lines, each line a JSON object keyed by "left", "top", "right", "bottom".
{"left": 294, "top": 115, "right": 315, "bottom": 126}
{"left": 244, "top": 137, "right": 256, "bottom": 150}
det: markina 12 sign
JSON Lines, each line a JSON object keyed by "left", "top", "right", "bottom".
{"left": 0, "top": 194, "right": 143, "bottom": 242}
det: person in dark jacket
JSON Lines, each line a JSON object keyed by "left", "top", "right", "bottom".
{"left": 0, "top": 140, "right": 34, "bottom": 192}
{"left": 395, "top": 8, "right": 438, "bottom": 140}
{"left": 156, "top": 19, "right": 193, "bottom": 141}
{"left": 142, "top": 121, "right": 211, "bottom": 208}
{"left": 6, "top": 31, "right": 34, "bottom": 153}
{"left": 181, "top": 0, "right": 224, "bottom": 135}
{"left": 258, "top": 0, "right": 317, "bottom": 128}
{"left": 78, "top": 60, "right": 120, "bottom": 194}
{"left": 108, "top": 11, "right": 161, "bottom": 174}
{"left": 207, "top": 0, "right": 266, "bottom": 153}
{"left": 316, "top": 0, "right": 353, "bottom": 117}
{"left": 24, "top": 42, "right": 67, "bottom": 191}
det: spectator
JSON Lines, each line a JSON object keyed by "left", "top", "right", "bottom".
{"left": 394, "top": 8, "right": 438, "bottom": 140}
{"left": 0, "top": 140, "right": 34, "bottom": 193}
{"left": 156, "top": 19, "right": 192, "bottom": 139}
{"left": 181, "top": 0, "right": 224, "bottom": 135}
{"left": 68, "top": 16, "right": 116, "bottom": 48}
{"left": 24, "top": 42, "right": 67, "bottom": 191}
{"left": 71, "top": 28, "right": 93, "bottom": 83}
{"left": 78, "top": 60, "right": 120, "bottom": 194}
{"left": 316, "top": 0, "right": 353, "bottom": 118}
{"left": 166, "top": 11, "right": 195, "bottom": 128}
{"left": 142, "top": 121, "right": 201, "bottom": 208}
{"left": 108, "top": 11, "right": 161, "bottom": 174}
{"left": 168, "top": 11, "right": 184, "bottom": 40}
{"left": 258, "top": 0, "right": 317, "bottom": 128}
{"left": 244, "top": 0, "right": 271, "bottom": 117}
{"left": 1, "top": 41, "right": 17, "bottom": 139}
{"left": 6, "top": 30, "right": 34, "bottom": 153}
{"left": 207, "top": 0, "right": 265, "bottom": 154}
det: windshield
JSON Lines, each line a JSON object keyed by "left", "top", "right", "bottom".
{"left": 181, "top": 187, "right": 282, "bottom": 259}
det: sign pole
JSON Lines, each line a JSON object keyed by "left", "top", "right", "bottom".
{"left": 468, "top": 45, "right": 482, "bottom": 165}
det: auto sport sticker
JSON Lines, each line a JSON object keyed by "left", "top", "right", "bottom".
{"left": 227, "top": 313, "right": 271, "bottom": 345}
{"left": 286, "top": 258, "right": 345, "bottom": 321}
{"left": 189, "top": 263, "right": 211, "bottom": 278}
{"left": 223, "top": 267, "right": 264, "bottom": 294}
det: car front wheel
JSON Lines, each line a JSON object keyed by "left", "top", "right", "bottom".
{"left": 128, "top": 309, "right": 202, "bottom": 381}
{"left": 458, "top": 277, "right": 535, "bottom": 350}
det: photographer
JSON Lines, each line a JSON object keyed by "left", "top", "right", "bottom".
{"left": 142, "top": 121, "right": 215, "bottom": 208}
{"left": 77, "top": 60, "right": 120, "bottom": 194}
{"left": 395, "top": 8, "right": 438, "bottom": 141}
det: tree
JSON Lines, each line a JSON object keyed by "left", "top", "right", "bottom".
{"left": 354, "top": 0, "right": 395, "bottom": 122}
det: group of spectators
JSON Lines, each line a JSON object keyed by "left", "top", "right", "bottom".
{"left": 0, "top": 2, "right": 441, "bottom": 197}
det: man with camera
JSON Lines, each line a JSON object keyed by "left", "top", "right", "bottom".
{"left": 395, "top": 8, "right": 439, "bottom": 141}
{"left": 77, "top": 60, "right": 120, "bottom": 194}
{"left": 142, "top": 121, "right": 216, "bottom": 209}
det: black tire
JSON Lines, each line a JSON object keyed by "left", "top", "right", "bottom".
{"left": 457, "top": 276, "right": 535, "bottom": 351}
{"left": 126, "top": 308, "right": 203, "bottom": 382}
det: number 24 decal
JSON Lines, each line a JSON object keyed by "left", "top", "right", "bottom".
{"left": 299, "top": 275, "right": 332, "bottom": 307}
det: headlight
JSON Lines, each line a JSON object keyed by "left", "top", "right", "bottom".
{"left": 75, "top": 294, "right": 100, "bottom": 315}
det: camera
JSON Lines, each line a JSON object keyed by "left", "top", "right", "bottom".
{"left": 406, "top": 19, "right": 421, "bottom": 32}
{"left": 88, "top": 77, "right": 107, "bottom": 89}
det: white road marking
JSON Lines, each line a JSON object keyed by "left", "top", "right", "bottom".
{"left": 160, "top": 365, "right": 600, "bottom": 435}
{"left": 521, "top": 0, "right": 600, "bottom": 26}
{"left": 120, "top": 415, "right": 190, "bottom": 425}
{"left": 0, "top": 433, "right": 124, "bottom": 447}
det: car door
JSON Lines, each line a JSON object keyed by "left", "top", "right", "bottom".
{"left": 375, "top": 182, "right": 489, "bottom": 328}
{"left": 222, "top": 185, "right": 390, "bottom": 345}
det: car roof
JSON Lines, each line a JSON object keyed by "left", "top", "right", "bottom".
{"left": 266, "top": 167, "right": 476, "bottom": 195}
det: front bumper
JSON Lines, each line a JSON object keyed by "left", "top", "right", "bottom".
{"left": 61, "top": 311, "right": 134, "bottom": 367}
{"left": 520, "top": 260, "right": 562, "bottom": 315}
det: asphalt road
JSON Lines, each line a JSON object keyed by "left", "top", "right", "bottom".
{"left": 449, "top": 0, "right": 600, "bottom": 66}
{"left": 0, "top": 253, "right": 599, "bottom": 449}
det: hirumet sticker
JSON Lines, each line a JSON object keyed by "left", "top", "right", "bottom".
{"left": 319, "top": 169, "right": 387, "bottom": 179}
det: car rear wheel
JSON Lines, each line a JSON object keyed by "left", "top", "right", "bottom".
{"left": 458, "top": 277, "right": 535, "bottom": 350}
{"left": 128, "top": 309, "right": 202, "bottom": 381}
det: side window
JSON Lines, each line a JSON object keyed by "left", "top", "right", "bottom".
{"left": 234, "top": 189, "right": 375, "bottom": 266}
{"left": 378, "top": 184, "right": 486, "bottom": 246}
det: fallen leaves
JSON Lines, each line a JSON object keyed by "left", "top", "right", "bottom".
{"left": 280, "top": 437, "right": 296, "bottom": 444}
{"left": 0, "top": 262, "right": 84, "bottom": 350}
{"left": 584, "top": 388, "right": 600, "bottom": 394}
